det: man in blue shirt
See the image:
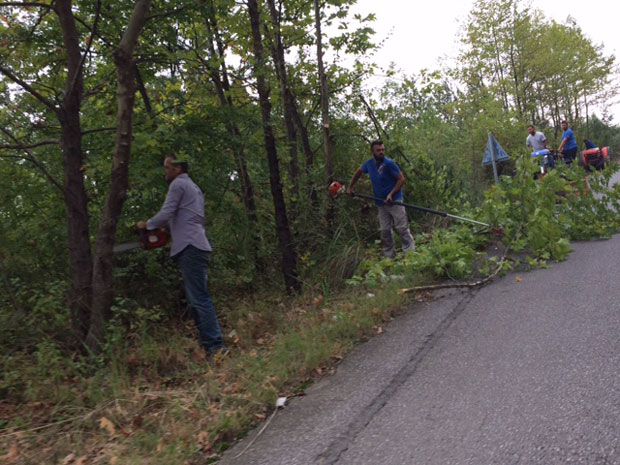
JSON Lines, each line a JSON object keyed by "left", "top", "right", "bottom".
{"left": 583, "top": 139, "right": 596, "bottom": 149}
{"left": 347, "top": 140, "right": 415, "bottom": 258}
{"left": 138, "top": 156, "right": 225, "bottom": 360}
{"left": 558, "top": 120, "right": 578, "bottom": 165}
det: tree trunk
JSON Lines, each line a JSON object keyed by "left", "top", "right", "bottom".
{"left": 489, "top": 24, "right": 508, "bottom": 110}
{"left": 203, "top": 4, "right": 262, "bottom": 276}
{"left": 247, "top": 0, "right": 299, "bottom": 293}
{"left": 585, "top": 95, "right": 590, "bottom": 136}
{"left": 266, "top": 0, "right": 300, "bottom": 204}
{"left": 56, "top": 0, "right": 93, "bottom": 341}
{"left": 314, "top": 0, "right": 334, "bottom": 221}
{"left": 85, "top": 0, "right": 153, "bottom": 354}
{"left": 204, "top": 5, "right": 258, "bottom": 229}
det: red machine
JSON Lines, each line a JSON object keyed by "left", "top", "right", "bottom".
{"left": 113, "top": 228, "right": 169, "bottom": 253}
{"left": 581, "top": 146, "right": 609, "bottom": 170}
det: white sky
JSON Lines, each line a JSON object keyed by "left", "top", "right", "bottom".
{"left": 349, "top": 0, "right": 620, "bottom": 122}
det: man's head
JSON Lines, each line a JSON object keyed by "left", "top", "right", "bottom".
{"left": 527, "top": 125, "right": 536, "bottom": 136}
{"left": 370, "top": 140, "right": 385, "bottom": 161}
{"left": 163, "top": 155, "right": 188, "bottom": 183}
{"left": 561, "top": 120, "right": 569, "bottom": 131}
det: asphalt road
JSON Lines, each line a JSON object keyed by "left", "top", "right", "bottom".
{"left": 220, "top": 178, "right": 620, "bottom": 465}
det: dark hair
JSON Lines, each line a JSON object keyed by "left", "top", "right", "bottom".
{"left": 561, "top": 120, "right": 568, "bottom": 125}
{"left": 370, "top": 140, "right": 384, "bottom": 150}
{"left": 528, "top": 124, "right": 534, "bottom": 129}
{"left": 173, "top": 160, "right": 189, "bottom": 173}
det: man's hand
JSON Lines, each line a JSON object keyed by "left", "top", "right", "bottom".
{"left": 346, "top": 187, "right": 354, "bottom": 197}
{"left": 136, "top": 221, "right": 147, "bottom": 230}
{"left": 385, "top": 193, "right": 393, "bottom": 204}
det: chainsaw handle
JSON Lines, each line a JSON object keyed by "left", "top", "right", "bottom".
{"left": 138, "top": 228, "right": 169, "bottom": 250}
{"left": 138, "top": 228, "right": 148, "bottom": 244}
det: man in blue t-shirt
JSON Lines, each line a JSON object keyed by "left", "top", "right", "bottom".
{"left": 558, "top": 120, "right": 578, "bottom": 165}
{"left": 347, "top": 140, "right": 415, "bottom": 258}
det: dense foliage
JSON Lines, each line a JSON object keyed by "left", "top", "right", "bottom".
{"left": 1, "top": 0, "right": 620, "bottom": 462}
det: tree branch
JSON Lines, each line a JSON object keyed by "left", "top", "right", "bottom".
{"left": 118, "top": 0, "right": 152, "bottom": 53}
{"left": 0, "top": 139, "right": 59, "bottom": 150}
{"left": 0, "top": 2, "right": 55, "bottom": 8}
{"left": 0, "top": 65, "right": 58, "bottom": 112}
{"left": 145, "top": 5, "right": 193, "bottom": 21}
{"left": 25, "top": 4, "right": 52, "bottom": 41}
{"left": 0, "top": 128, "right": 64, "bottom": 193}
{"left": 81, "top": 126, "right": 116, "bottom": 136}
{"left": 72, "top": 14, "right": 114, "bottom": 48}
{"left": 134, "top": 63, "right": 153, "bottom": 116}
{"left": 398, "top": 259, "right": 505, "bottom": 294}
{"left": 67, "top": 0, "right": 101, "bottom": 98}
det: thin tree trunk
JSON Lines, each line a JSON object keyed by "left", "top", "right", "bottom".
{"left": 247, "top": 0, "right": 299, "bottom": 293}
{"left": 585, "top": 95, "right": 590, "bottom": 136}
{"left": 85, "top": 0, "right": 153, "bottom": 353}
{"left": 203, "top": 6, "right": 261, "bottom": 277}
{"left": 56, "top": 0, "right": 93, "bottom": 341}
{"left": 266, "top": 0, "right": 316, "bottom": 203}
{"left": 314, "top": 0, "right": 334, "bottom": 222}
{"left": 508, "top": 44, "right": 523, "bottom": 116}
{"left": 205, "top": 4, "right": 258, "bottom": 228}
{"left": 490, "top": 24, "right": 509, "bottom": 110}
{"left": 266, "top": 0, "right": 300, "bottom": 203}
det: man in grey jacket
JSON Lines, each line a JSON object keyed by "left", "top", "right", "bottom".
{"left": 138, "top": 156, "right": 225, "bottom": 359}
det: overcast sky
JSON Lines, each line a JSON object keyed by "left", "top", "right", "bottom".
{"left": 348, "top": 0, "right": 619, "bottom": 122}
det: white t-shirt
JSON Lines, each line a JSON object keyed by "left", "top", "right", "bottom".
{"left": 526, "top": 131, "right": 547, "bottom": 152}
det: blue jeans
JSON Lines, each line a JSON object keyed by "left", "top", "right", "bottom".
{"left": 175, "top": 245, "right": 224, "bottom": 352}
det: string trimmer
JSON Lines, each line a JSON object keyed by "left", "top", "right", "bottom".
{"left": 328, "top": 181, "right": 503, "bottom": 235}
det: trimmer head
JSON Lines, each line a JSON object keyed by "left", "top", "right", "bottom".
{"left": 328, "top": 181, "right": 345, "bottom": 198}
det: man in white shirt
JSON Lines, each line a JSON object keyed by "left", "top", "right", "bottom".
{"left": 526, "top": 125, "right": 547, "bottom": 152}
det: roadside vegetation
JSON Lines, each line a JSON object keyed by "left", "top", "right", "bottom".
{"left": 2, "top": 0, "right": 620, "bottom": 463}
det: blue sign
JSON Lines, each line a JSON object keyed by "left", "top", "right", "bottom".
{"left": 482, "top": 134, "right": 510, "bottom": 166}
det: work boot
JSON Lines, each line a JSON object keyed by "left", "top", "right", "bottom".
{"left": 205, "top": 346, "right": 229, "bottom": 365}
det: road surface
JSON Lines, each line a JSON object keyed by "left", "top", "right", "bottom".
{"left": 220, "top": 173, "right": 620, "bottom": 465}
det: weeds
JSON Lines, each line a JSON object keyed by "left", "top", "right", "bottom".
{"left": 0, "top": 278, "right": 409, "bottom": 464}
{"left": 2, "top": 160, "right": 620, "bottom": 464}
{"left": 349, "top": 159, "right": 620, "bottom": 288}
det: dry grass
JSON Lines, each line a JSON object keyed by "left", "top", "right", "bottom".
{"left": 0, "top": 280, "right": 413, "bottom": 465}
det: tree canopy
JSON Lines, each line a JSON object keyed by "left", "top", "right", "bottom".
{"left": 1, "top": 0, "right": 618, "bottom": 355}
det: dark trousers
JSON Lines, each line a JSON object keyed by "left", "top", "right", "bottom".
{"left": 175, "top": 245, "right": 224, "bottom": 352}
{"left": 562, "top": 147, "right": 577, "bottom": 165}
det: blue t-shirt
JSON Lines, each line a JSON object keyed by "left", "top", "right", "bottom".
{"left": 562, "top": 128, "right": 578, "bottom": 151}
{"left": 361, "top": 157, "right": 403, "bottom": 206}
{"left": 584, "top": 139, "right": 596, "bottom": 149}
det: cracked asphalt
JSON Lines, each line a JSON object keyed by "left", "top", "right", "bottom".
{"left": 220, "top": 183, "right": 620, "bottom": 465}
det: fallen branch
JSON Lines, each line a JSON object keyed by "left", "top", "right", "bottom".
{"left": 397, "top": 259, "right": 505, "bottom": 294}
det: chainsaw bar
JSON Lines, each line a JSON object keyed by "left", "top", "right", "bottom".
{"left": 113, "top": 228, "right": 169, "bottom": 254}
{"left": 113, "top": 242, "right": 141, "bottom": 253}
